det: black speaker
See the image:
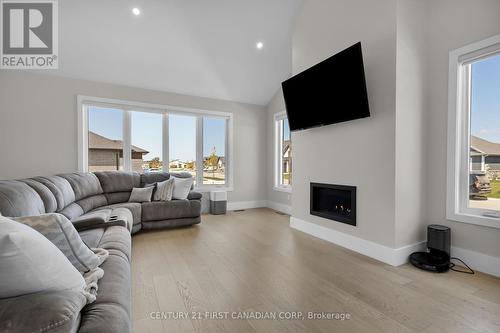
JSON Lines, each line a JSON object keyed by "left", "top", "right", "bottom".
{"left": 410, "top": 224, "right": 451, "bottom": 273}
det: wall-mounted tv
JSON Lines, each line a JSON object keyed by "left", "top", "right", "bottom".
{"left": 281, "top": 42, "right": 370, "bottom": 131}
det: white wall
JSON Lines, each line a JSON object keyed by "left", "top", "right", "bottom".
{"left": 290, "top": 0, "right": 500, "bottom": 271}
{"left": 291, "top": 0, "right": 398, "bottom": 247}
{"left": 266, "top": 89, "right": 292, "bottom": 212}
{"left": 425, "top": 0, "right": 500, "bottom": 258}
{"left": 394, "top": 0, "right": 429, "bottom": 247}
{"left": 0, "top": 71, "right": 267, "bottom": 204}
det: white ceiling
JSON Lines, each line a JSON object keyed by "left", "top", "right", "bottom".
{"left": 54, "top": 0, "right": 302, "bottom": 105}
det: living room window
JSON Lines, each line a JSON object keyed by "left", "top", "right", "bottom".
{"left": 447, "top": 34, "right": 500, "bottom": 228}
{"left": 168, "top": 114, "right": 197, "bottom": 183}
{"left": 203, "top": 117, "right": 227, "bottom": 185}
{"left": 78, "top": 96, "right": 233, "bottom": 190}
{"left": 274, "top": 112, "right": 292, "bottom": 192}
{"left": 131, "top": 111, "right": 163, "bottom": 173}
{"left": 87, "top": 106, "right": 124, "bottom": 172}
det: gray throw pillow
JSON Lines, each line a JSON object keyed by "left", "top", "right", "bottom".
{"left": 154, "top": 178, "right": 175, "bottom": 201}
{"left": 14, "top": 213, "right": 100, "bottom": 273}
{"left": 129, "top": 186, "right": 154, "bottom": 203}
{"left": 143, "top": 182, "right": 157, "bottom": 196}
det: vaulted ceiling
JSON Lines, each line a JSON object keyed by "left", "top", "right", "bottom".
{"left": 54, "top": 0, "right": 302, "bottom": 105}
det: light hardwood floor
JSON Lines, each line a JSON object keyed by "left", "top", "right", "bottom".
{"left": 132, "top": 208, "right": 500, "bottom": 333}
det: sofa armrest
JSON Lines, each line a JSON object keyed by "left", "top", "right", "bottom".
{"left": 187, "top": 191, "right": 202, "bottom": 200}
{"left": 71, "top": 211, "right": 127, "bottom": 231}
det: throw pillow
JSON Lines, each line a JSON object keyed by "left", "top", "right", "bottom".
{"left": 172, "top": 176, "right": 193, "bottom": 200}
{"left": 143, "top": 182, "right": 157, "bottom": 196}
{"left": 14, "top": 213, "right": 100, "bottom": 273}
{"left": 129, "top": 186, "right": 154, "bottom": 203}
{"left": 0, "top": 216, "right": 86, "bottom": 299}
{"left": 154, "top": 178, "right": 175, "bottom": 201}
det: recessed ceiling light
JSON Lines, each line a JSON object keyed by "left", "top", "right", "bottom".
{"left": 132, "top": 7, "right": 141, "bottom": 16}
{"left": 256, "top": 41, "right": 264, "bottom": 50}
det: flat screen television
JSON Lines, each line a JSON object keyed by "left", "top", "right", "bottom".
{"left": 281, "top": 42, "right": 370, "bottom": 131}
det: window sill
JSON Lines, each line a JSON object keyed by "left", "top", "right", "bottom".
{"left": 274, "top": 186, "right": 292, "bottom": 193}
{"left": 447, "top": 210, "right": 500, "bottom": 229}
{"left": 194, "top": 186, "right": 233, "bottom": 193}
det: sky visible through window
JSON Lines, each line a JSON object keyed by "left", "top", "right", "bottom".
{"left": 88, "top": 107, "right": 122, "bottom": 140}
{"left": 203, "top": 117, "right": 226, "bottom": 157}
{"left": 88, "top": 108, "right": 226, "bottom": 162}
{"left": 131, "top": 111, "right": 162, "bottom": 161}
{"left": 470, "top": 54, "right": 500, "bottom": 142}
{"left": 283, "top": 118, "right": 290, "bottom": 141}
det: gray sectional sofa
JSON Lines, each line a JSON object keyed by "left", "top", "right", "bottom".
{"left": 0, "top": 171, "right": 202, "bottom": 333}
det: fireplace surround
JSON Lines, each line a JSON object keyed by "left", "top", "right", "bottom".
{"left": 310, "top": 183, "right": 356, "bottom": 226}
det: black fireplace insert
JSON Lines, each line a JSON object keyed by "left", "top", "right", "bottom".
{"left": 310, "top": 183, "right": 356, "bottom": 226}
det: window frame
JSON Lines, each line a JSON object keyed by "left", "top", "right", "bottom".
{"left": 77, "top": 95, "right": 234, "bottom": 191}
{"left": 447, "top": 33, "right": 500, "bottom": 229}
{"left": 201, "top": 116, "right": 229, "bottom": 186}
{"left": 274, "top": 111, "right": 292, "bottom": 193}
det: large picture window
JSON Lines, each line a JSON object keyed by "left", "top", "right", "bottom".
{"left": 447, "top": 34, "right": 500, "bottom": 228}
{"left": 274, "top": 112, "right": 292, "bottom": 191}
{"left": 169, "top": 114, "right": 197, "bottom": 182}
{"left": 131, "top": 111, "right": 163, "bottom": 173}
{"left": 203, "top": 117, "right": 226, "bottom": 185}
{"left": 78, "top": 97, "right": 233, "bottom": 190}
{"left": 88, "top": 106, "right": 124, "bottom": 172}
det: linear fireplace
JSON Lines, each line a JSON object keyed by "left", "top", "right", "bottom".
{"left": 310, "top": 183, "right": 356, "bottom": 226}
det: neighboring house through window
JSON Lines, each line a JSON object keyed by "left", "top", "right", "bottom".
{"left": 78, "top": 96, "right": 233, "bottom": 190}
{"left": 275, "top": 112, "right": 292, "bottom": 191}
{"left": 447, "top": 34, "right": 500, "bottom": 228}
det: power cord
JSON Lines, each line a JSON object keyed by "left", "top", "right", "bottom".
{"left": 449, "top": 257, "right": 475, "bottom": 274}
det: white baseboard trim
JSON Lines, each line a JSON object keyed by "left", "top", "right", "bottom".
{"left": 451, "top": 246, "right": 500, "bottom": 277}
{"left": 289, "top": 216, "right": 426, "bottom": 266}
{"left": 227, "top": 200, "right": 267, "bottom": 211}
{"left": 267, "top": 201, "right": 292, "bottom": 215}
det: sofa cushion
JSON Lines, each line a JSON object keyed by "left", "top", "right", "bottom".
{"left": 0, "top": 289, "right": 86, "bottom": 333}
{"left": 59, "top": 173, "right": 103, "bottom": 201}
{"left": 140, "top": 172, "right": 170, "bottom": 185}
{"left": 0, "top": 180, "right": 45, "bottom": 217}
{"left": 60, "top": 202, "right": 85, "bottom": 220}
{"left": 14, "top": 213, "right": 100, "bottom": 273}
{"left": 97, "top": 226, "right": 132, "bottom": 261}
{"left": 142, "top": 199, "right": 200, "bottom": 221}
{"left": 105, "top": 191, "right": 131, "bottom": 204}
{"left": 142, "top": 216, "right": 201, "bottom": 230}
{"left": 79, "top": 225, "right": 131, "bottom": 262}
{"left": 94, "top": 171, "right": 140, "bottom": 193}
{"left": 21, "top": 179, "right": 58, "bottom": 213}
{"left": 75, "top": 194, "right": 108, "bottom": 213}
{"left": 34, "top": 176, "right": 76, "bottom": 212}
{"left": 79, "top": 228, "right": 105, "bottom": 249}
{"left": 78, "top": 226, "right": 131, "bottom": 332}
{"left": 78, "top": 252, "right": 131, "bottom": 333}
